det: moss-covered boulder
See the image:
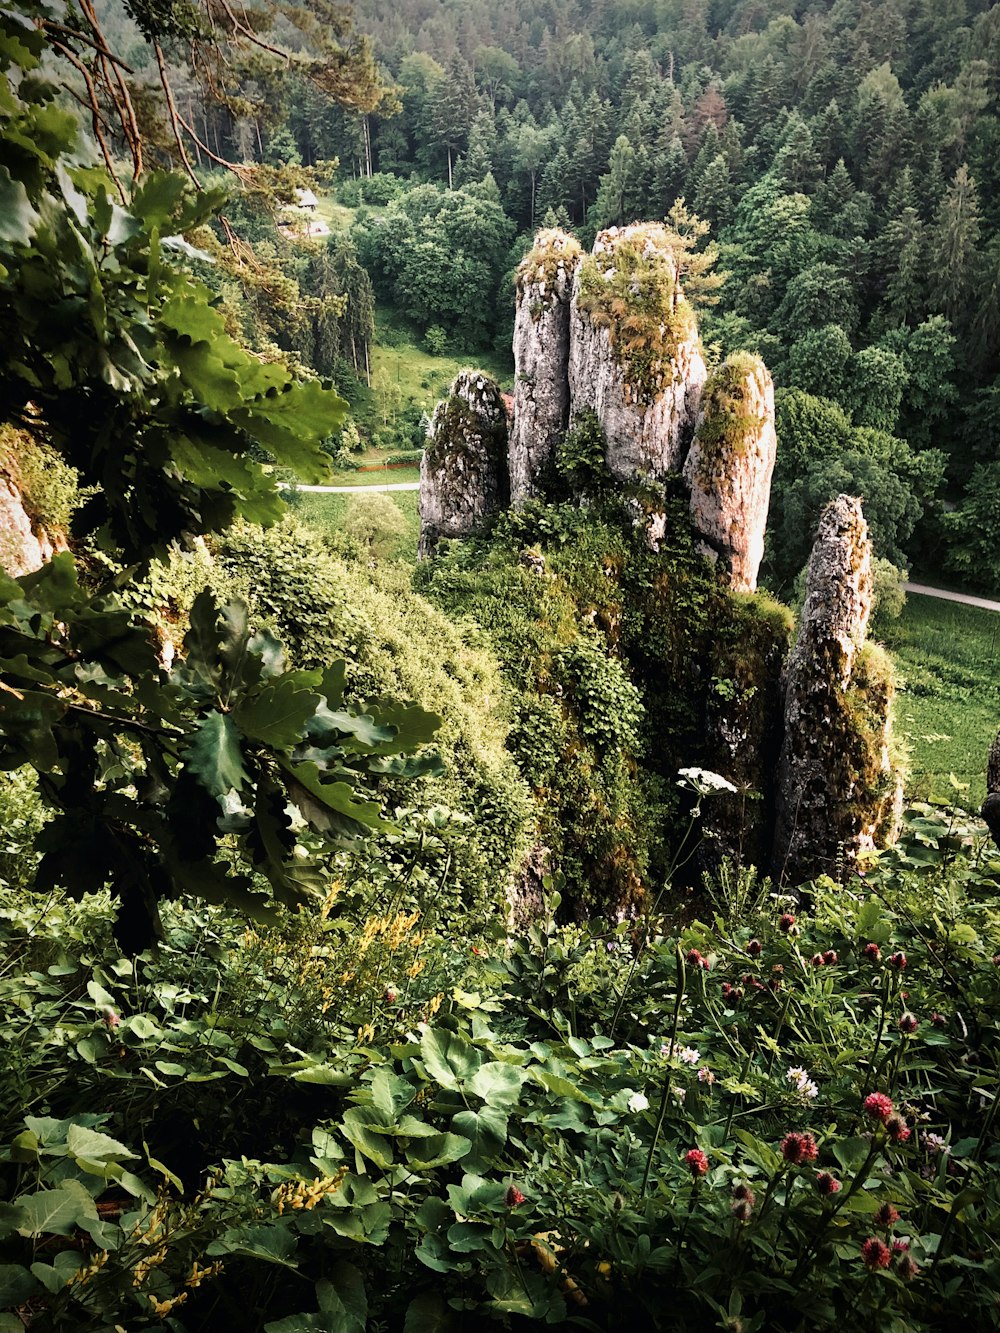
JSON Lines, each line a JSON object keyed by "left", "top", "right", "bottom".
{"left": 510, "top": 230, "right": 582, "bottom": 506}
{"left": 568, "top": 224, "right": 707, "bottom": 481}
{"left": 683, "top": 352, "right": 777, "bottom": 593}
{"left": 419, "top": 371, "right": 509, "bottom": 559}
{"left": 773, "top": 495, "right": 902, "bottom": 882}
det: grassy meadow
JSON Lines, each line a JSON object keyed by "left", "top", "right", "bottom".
{"left": 886, "top": 592, "right": 1000, "bottom": 809}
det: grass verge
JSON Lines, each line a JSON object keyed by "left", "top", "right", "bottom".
{"left": 885, "top": 591, "right": 1000, "bottom": 809}
{"left": 296, "top": 489, "right": 420, "bottom": 563}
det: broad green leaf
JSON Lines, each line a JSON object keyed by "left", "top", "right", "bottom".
{"left": 16, "top": 1184, "right": 97, "bottom": 1238}
{"left": 235, "top": 675, "right": 322, "bottom": 749}
{"left": 419, "top": 1028, "right": 481, "bottom": 1089}
{"left": 468, "top": 1061, "right": 526, "bottom": 1109}
{"left": 282, "top": 761, "right": 392, "bottom": 837}
{"left": 0, "top": 165, "right": 39, "bottom": 244}
{"left": 341, "top": 1108, "right": 395, "bottom": 1169}
{"left": 403, "top": 1291, "right": 449, "bottom": 1333}
{"left": 66, "top": 1123, "right": 136, "bottom": 1162}
{"left": 370, "top": 1067, "right": 417, "bottom": 1119}
{"left": 452, "top": 1107, "right": 508, "bottom": 1166}
{"left": 405, "top": 1132, "right": 472, "bottom": 1171}
{"left": 184, "top": 710, "right": 248, "bottom": 799}
{"left": 0, "top": 1264, "right": 41, "bottom": 1306}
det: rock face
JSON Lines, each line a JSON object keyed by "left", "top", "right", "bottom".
{"left": 509, "top": 230, "right": 582, "bottom": 506}
{"left": 773, "top": 495, "right": 902, "bottom": 883}
{"left": 418, "top": 371, "right": 509, "bottom": 559}
{"left": 568, "top": 224, "right": 707, "bottom": 481}
{"left": 0, "top": 471, "right": 59, "bottom": 576}
{"left": 684, "top": 352, "right": 777, "bottom": 593}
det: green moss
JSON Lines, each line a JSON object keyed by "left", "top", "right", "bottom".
{"left": 0, "top": 423, "right": 79, "bottom": 532}
{"left": 691, "top": 351, "right": 768, "bottom": 486}
{"left": 825, "top": 642, "right": 900, "bottom": 856}
{"left": 576, "top": 225, "right": 699, "bottom": 402}
{"left": 516, "top": 229, "right": 583, "bottom": 304}
{"left": 418, "top": 489, "right": 794, "bottom": 917}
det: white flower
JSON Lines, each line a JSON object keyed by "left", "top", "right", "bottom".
{"left": 697, "top": 1067, "right": 715, "bottom": 1085}
{"left": 786, "top": 1067, "right": 819, "bottom": 1100}
{"left": 924, "top": 1133, "right": 949, "bottom": 1155}
{"left": 661, "top": 1041, "right": 700, "bottom": 1064}
{"left": 627, "top": 1091, "right": 650, "bottom": 1113}
{"left": 677, "top": 767, "right": 738, "bottom": 797}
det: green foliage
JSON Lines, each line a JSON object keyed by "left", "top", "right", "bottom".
{"left": 424, "top": 324, "right": 447, "bottom": 355}
{"left": 352, "top": 184, "right": 516, "bottom": 344}
{"left": 4, "top": 808, "right": 1000, "bottom": 1330}
{"left": 553, "top": 410, "right": 609, "bottom": 494}
{"left": 945, "top": 461, "right": 1000, "bottom": 591}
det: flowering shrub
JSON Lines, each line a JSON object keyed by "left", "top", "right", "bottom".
{"left": 1, "top": 804, "right": 999, "bottom": 1330}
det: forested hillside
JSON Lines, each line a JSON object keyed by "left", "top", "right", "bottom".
{"left": 271, "top": 0, "right": 998, "bottom": 590}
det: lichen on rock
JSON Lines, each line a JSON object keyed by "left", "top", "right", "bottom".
{"left": 773, "top": 495, "right": 902, "bottom": 883}
{"left": 684, "top": 351, "right": 777, "bottom": 592}
{"left": 418, "top": 370, "right": 510, "bottom": 559}
{"left": 510, "top": 229, "right": 582, "bottom": 506}
{"left": 568, "top": 223, "right": 707, "bottom": 481}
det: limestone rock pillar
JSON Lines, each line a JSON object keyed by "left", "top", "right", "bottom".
{"left": 509, "top": 230, "right": 582, "bottom": 506}
{"left": 567, "top": 224, "right": 707, "bottom": 481}
{"left": 418, "top": 371, "right": 509, "bottom": 559}
{"left": 683, "top": 352, "right": 777, "bottom": 593}
{"left": 773, "top": 495, "right": 902, "bottom": 883}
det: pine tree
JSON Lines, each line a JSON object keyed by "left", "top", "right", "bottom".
{"left": 930, "top": 163, "right": 982, "bottom": 325}
{"left": 693, "top": 154, "right": 733, "bottom": 228}
{"left": 431, "top": 52, "right": 478, "bottom": 188}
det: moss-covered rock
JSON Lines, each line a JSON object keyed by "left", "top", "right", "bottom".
{"left": 773, "top": 495, "right": 902, "bottom": 883}
{"left": 684, "top": 352, "right": 777, "bottom": 592}
{"left": 419, "top": 371, "right": 509, "bottom": 558}
{"left": 568, "top": 225, "right": 707, "bottom": 481}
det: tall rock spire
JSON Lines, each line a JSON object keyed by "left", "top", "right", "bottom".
{"left": 773, "top": 495, "right": 902, "bottom": 882}
{"left": 567, "top": 224, "right": 707, "bottom": 481}
{"left": 684, "top": 352, "right": 777, "bottom": 593}
{"left": 509, "top": 230, "right": 582, "bottom": 506}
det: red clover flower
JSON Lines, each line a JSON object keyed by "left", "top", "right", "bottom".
{"left": 862, "top": 942, "right": 881, "bottom": 962}
{"left": 815, "top": 1172, "right": 841, "bottom": 1196}
{"left": 780, "top": 1132, "right": 818, "bottom": 1165}
{"left": 898, "top": 1012, "right": 918, "bottom": 1034}
{"left": 863, "top": 1092, "right": 894, "bottom": 1123}
{"left": 886, "top": 1112, "right": 911, "bottom": 1142}
{"left": 505, "top": 1184, "right": 526, "bottom": 1208}
{"left": 684, "top": 1148, "right": 709, "bottom": 1177}
{"left": 861, "top": 1237, "right": 892, "bottom": 1269}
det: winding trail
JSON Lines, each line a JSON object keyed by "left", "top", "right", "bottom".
{"left": 903, "top": 582, "right": 1000, "bottom": 614}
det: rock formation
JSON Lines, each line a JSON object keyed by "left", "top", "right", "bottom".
{"left": 567, "top": 224, "right": 707, "bottom": 481}
{"left": 418, "top": 371, "right": 509, "bottom": 559}
{"left": 984, "top": 730, "right": 1000, "bottom": 849}
{"left": 773, "top": 495, "right": 902, "bottom": 883}
{"left": 509, "top": 230, "right": 582, "bottom": 506}
{"left": 684, "top": 352, "right": 777, "bottom": 593}
{"left": 0, "top": 473, "right": 54, "bottom": 576}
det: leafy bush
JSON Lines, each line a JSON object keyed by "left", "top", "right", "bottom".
{"left": 3, "top": 805, "right": 1000, "bottom": 1331}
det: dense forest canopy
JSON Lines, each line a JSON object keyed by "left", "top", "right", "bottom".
{"left": 265, "top": 0, "right": 999, "bottom": 588}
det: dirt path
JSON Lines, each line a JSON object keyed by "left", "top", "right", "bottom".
{"left": 903, "top": 582, "right": 1000, "bottom": 614}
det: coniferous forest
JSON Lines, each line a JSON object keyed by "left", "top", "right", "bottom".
{"left": 2, "top": 2, "right": 1000, "bottom": 1331}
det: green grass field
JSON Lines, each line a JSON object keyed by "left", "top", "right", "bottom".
{"left": 885, "top": 592, "right": 1000, "bottom": 808}
{"left": 296, "top": 489, "right": 420, "bottom": 562}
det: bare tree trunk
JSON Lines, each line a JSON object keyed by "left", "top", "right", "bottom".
{"left": 447, "top": 144, "right": 453, "bottom": 190}
{"left": 364, "top": 339, "right": 370, "bottom": 387}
